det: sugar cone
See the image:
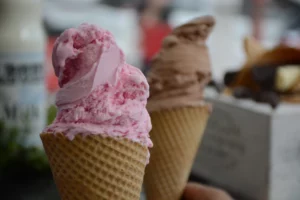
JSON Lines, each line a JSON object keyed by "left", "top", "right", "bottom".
{"left": 144, "top": 106, "right": 210, "bottom": 200}
{"left": 40, "top": 133, "right": 148, "bottom": 200}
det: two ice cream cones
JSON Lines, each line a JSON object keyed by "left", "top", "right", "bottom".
{"left": 40, "top": 16, "right": 220, "bottom": 200}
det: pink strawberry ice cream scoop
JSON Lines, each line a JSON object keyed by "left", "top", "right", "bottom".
{"left": 44, "top": 23, "right": 152, "bottom": 148}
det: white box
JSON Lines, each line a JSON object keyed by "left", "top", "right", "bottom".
{"left": 192, "top": 89, "right": 300, "bottom": 200}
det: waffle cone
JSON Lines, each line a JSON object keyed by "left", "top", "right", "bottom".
{"left": 144, "top": 106, "right": 210, "bottom": 200}
{"left": 40, "top": 133, "right": 148, "bottom": 200}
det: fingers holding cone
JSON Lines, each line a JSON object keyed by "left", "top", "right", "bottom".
{"left": 182, "top": 183, "right": 234, "bottom": 200}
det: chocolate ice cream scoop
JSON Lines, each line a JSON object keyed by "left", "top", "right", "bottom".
{"left": 147, "top": 16, "right": 215, "bottom": 112}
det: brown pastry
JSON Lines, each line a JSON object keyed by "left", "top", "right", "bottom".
{"left": 224, "top": 36, "right": 300, "bottom": 107}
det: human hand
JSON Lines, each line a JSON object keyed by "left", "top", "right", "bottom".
{"left": 182, "top": 183, "right": 233, "bottom": 200}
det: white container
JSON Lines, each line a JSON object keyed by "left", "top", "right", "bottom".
{"left": 192, "top": 88, "right": 300, "bottom": 200}
{"left": 0, "top": 0, "right": 46, "bottom": 148}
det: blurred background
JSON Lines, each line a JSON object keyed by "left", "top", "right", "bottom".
{"left": 1, "top": 0, "right": 300, "bottom": 199}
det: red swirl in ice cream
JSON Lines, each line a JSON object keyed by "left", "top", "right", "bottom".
{"left": 45, "top": 24, "right": 152, "bottom": 148}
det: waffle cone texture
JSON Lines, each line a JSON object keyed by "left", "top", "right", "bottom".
{"left": 144, "top": 106, "right": 210, "bottom": 200}
{"left": 40, "top": 133, "right": 148, "bottom": 200}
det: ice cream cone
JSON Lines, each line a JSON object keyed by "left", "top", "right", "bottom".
{"left": 41, "top": 133, "right": 148, "bottom": 200}
{"left": 144, "top": 15, "right": 214, "bottom": 200}
{"left": 144, "top": 106, "right": 210, "bottom": 200}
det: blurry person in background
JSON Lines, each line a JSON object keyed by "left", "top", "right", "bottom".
{"left": 137, "top": 0, "right": 173, "bottom": 74}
